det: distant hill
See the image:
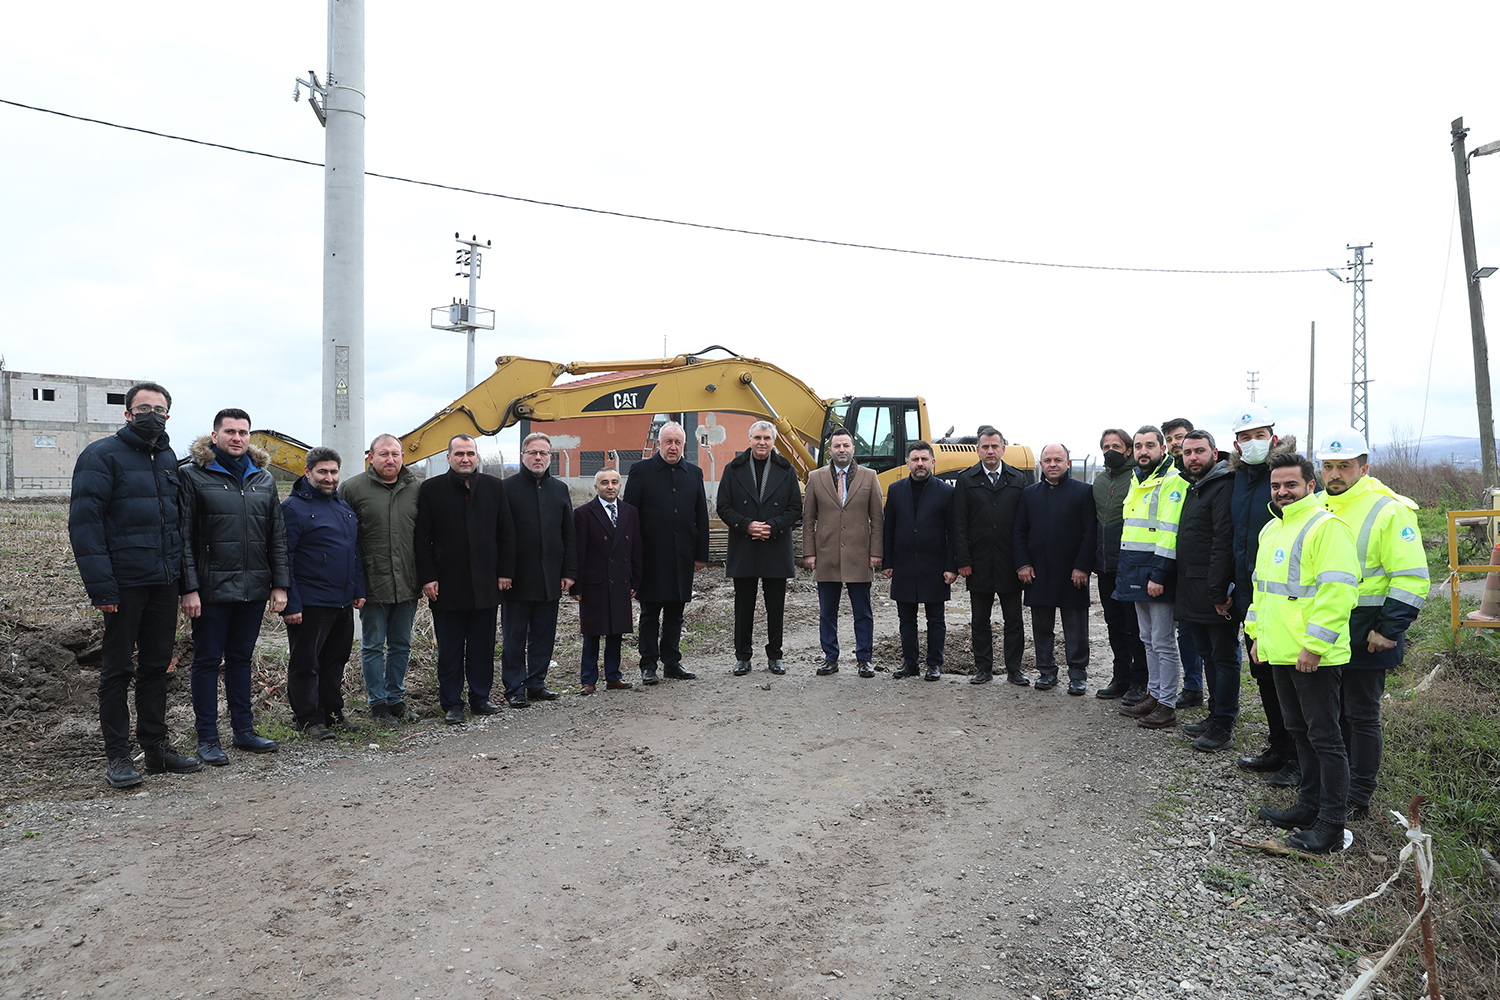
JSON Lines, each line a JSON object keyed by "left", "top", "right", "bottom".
{"left": 1372, "top": 435, "right": 1484, "bottom": 466}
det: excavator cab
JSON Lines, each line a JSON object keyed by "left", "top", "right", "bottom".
{"left": 822, "top": 398, "right": 924, "bottom": 475}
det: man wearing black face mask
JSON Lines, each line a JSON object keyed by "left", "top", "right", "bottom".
{"left": 70, "top": 382, "right": 202, "bottom": 788}
{"left": 1092, "top": 428, "right": 1149, "bottom": 702}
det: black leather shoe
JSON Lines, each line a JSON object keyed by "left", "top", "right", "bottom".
{"left": 470, "top": 700, "right": 502, "bottom": 715}
{"left": 768, "top": 660, "right": 787, "bottom": 675}
{"left": 197, "top": 741, "right": 229, "bottom": 766}
{"left": 663, "top": 665, "right": 696, "bottom": 680}
{"left": 732, "top": 661, "right": 752, "bottom": 676}
{"left": 370, "top": 703, "right": 395, "bottom": 724}
{"left": 1287, "top": 820, "right": 1346, "bottom": 854}
{"left": 1236, "top": 749, "right": 1286, "bottom": 773}
{"left": 1266, "top": 762, "right": 1302, "bottom": 788}
{"left": 1120, "top": 684, "right": 1148, "bottom": 706}
{"left": 1068, "top": 680, "right": 1087, "bottom": 696}
{"left": 858, "top": 662, "right": 875, "bottom": 678}
{"left": 1182, "top": 720, "right": 1213, "bottom": 736}
{"left": 231, "top": 730, "right": 278, "bottom": 753}
{"left": 1095, "top": 680, "right": 1131, "bottom": 700}
{"left": 641, "top": 666, "right": 661, "bottom": 686}
{"left": 923, "top": 665, "right": 941, "bottom": 681}
{"left": 1034, "top": 675, "right": 1057, "bottom": 691}
{"left": 1178, "top": 688, "right": 1205, "bottom": 708}
{"left": 106, "top": 757, "right": 144, "bottom": 788}
{"left": 444, "top": 708, "right": 466, "bottom": 724}
{"left": 1258, "top": 803, "right": 1317, "bottom": 831}
{"left": 1347, "top": 803, "right": 1371, "bottom": 822}
{"left": 527, "top": 688, "right": 560, "bottom": 702}
{"left": 143, "top": 742, "right": 203, "bottom": 774}
{"left": 817, "top": 661, "right": 839, "bottom": 676}
{"left": 504, "top": 695, "right": 531, "bottom": 709}
{"left": 969, "top": 671, "right": 992, "bottom": 685}
{"left": 1192, "top": 727, "right": 1234, "bottom": 752}
{"left": 892, "top": 665, "right": 920, "bottom": 679}
{"left": 1007, "top": 672, "right": 1031, "bottom": 687}
{"left": 388, "top": 700, "right": 417, "bottom": 723}
{"left": 300, "top": 723, "right": 337, "bottom": 741}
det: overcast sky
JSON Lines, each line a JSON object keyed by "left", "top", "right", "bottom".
{"left": 4, "top": 3, "right": 1499, "bottom": 465}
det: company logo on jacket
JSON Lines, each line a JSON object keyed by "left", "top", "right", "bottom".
{"left": 1273, "top": 548, "right": 1286, "bottom": 565}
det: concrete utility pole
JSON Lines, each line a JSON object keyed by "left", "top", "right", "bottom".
{"left": 297, "top": 0, "right": 365, "bottom": 465}
{"left": 1452, "top": 116, "right": 1500, "bottom": 488}
{"left": 430, "top": 234, "right": 495, "bottom": 393}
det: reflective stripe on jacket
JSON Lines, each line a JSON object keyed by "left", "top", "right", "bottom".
{"left": 1322, "top": 474, "right": 1426, "bottom": 669}
{"left": 1112, "top": 455, "right": 1185, "bottom": 602}
{"left": 1244, "top": 490, "right": 1359, "bottom": 666}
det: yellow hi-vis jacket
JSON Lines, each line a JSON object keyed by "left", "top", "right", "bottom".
{"left": 1111, "top": 455, "right": 1185, "bottom": 602}
{"left": 1244, "top": 490, "right": 1360, "bottom": 666}
{"left": 1321, "top": 474, "right": 1426, "bottom": 669}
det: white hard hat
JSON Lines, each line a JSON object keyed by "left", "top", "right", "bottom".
{"left": 1230, "top": 403, "right": 1275, "bottom": 434}
{"left": 1317, "top": 426, "right": 1369, "bottom": 460}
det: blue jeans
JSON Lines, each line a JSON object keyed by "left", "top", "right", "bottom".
{"left": 817, "top": 581, "right": 873, "bottom": 663}
{"left": 191, "top": 600, "right": 267, "bottom": 741}
{"left": 501, "top": 599, "right": 561, "bottom": 697}
{"left": 360, "top": 599, "right": 418, "bottom": 706}
{"left": 1187, "top": 620, "right": 1241, "bottom": 729}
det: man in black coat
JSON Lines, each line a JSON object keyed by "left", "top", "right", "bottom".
{"left": 718, "top": 421, "right": 802, "bottom": 676}
{"left": 501, "top": 433, "right": 578, "bottom": 707}
{"left": 1013, "top": 444, "right": 1097, "bottom": 694}
{"left": 1093, "top": 428, "right": 1149, "bottom": 702}
{"left": 882, "top": 441, "right": 957, "bottom": 681}
{"left": 179, "top": 408, "right": 290, "bottom": 763}
{"left": 68, "top": 381, "right": 201, "bottom": 788}
{"left": 622, "top": 422, "right": 709, "bottom": 685}
{"left": 570, "top": 468, "right": 643, "bottom": 694}
{"left": 415, "top": 434, "right": 516, "bottom": 725}
{"left": 1175, "top": 430, "right": 1239, "bottom": 752}
{"left": 951, "top": 425, "right": 1030, "bottom": 685}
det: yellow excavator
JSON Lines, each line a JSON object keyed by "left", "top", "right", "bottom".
{"left": 253, "top": 346, "right": 1034, "bottom": 494}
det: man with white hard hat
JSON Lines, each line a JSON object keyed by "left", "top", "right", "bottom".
{"left": 1317, "top": 427, "right": 1426, "bottom": 823}
{"left": 1229, "top": 403, "right": 1301, "bottom": 788}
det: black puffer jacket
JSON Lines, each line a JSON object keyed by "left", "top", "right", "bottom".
{"left": 1175, "top": 457, "right": 1235, "bottom": 623}
{"left": 179, "top": 436, "right": 290, "bottom": 602}
{"left": 68, "top": 424, "right": 184, "bottom": 605}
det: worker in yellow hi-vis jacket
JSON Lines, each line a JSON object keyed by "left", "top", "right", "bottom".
{"left": 1244, "top": 453, "right": 1360, "bottom": 854}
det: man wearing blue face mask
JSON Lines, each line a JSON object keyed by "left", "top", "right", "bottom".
{"left": 1228, "top": 404, "right": 1301, "bottom": 788}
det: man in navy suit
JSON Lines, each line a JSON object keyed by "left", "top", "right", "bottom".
{"left": 882, "top": 441, "right": 957, "bottom": 681}
{"left": 570, "top": 469, "right": 643, "bottom": 694}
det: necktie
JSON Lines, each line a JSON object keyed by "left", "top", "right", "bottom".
{"left": 838, "top": 468, "right": 847, "bottom": 505}
{"left": 606, "top": 502, "right": 617, "bottom": 525}
{"left": 989, "top": 471, "right": 999, "bottom": 486}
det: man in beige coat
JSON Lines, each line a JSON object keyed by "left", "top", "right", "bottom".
{"left": 804, "top": 427, "right": 884, "bottom": 677}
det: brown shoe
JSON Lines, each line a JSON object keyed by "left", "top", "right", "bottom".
{"left": 1119, "top": 695, "right": 1159, "bottom": 718}
{"left": 1137, "top": 704, "right": 1178, "bottom": 729}
{"left": 606, "top": 680, "right": 633, "bottom": 690}
{"left": 580, "top": 684, "right": 596, "bottom": 695}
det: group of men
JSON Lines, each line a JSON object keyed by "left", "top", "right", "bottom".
{"left": 71, "top": 390, "right": 1425, "bottom": 848}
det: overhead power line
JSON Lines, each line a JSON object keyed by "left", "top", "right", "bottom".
{"left": 3, "top": 97, "right": 1334, "bottom": 275}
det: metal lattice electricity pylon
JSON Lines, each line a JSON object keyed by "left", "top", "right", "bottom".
{"left": 1347, "top": 244, "right": 1373, "bottom": 440}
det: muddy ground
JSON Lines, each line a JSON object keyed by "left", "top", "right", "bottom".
{"left": 0, "top": 499, "right": 1358, "bottom": 999}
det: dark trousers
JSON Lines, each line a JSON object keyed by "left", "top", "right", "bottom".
{"left": 1341, "top": 669, "right": 1388, "bottom": 809}
{"left": 501, "top": 598, "right": 561, "bottom": 697}
{"left": 190, "top": 600, "right": 266, "bottom": 741}
{"left": 897, "top": 601, "right": 946, "bottom": 667}
{"left": 1246, "top": 635, "right": 1294, "bottom": 758}
{"left": 1273, "top": 662, "right": 1348, "bottom": 825}
{"left": 1187, "top": 620, "right": 1241, "bottom": 730}
{"left": 432, "top": 606, "right": 498, "bottom": 711}
{"left": 582, "top": 634, "right": 624, "bottom": 686}
{"left": 817, "top": 581, "right": 873, "bottom": 663}
{"left": 99, "top": 583, "right": 179, "bottom": 758}
{"left": 637, "top": 600, "right": 686, "bottom": 670}
{"left": 1031, "top": 606, "right": 1089, "bottom": 682}
{"left": 1178, "top": 622, "right": 1203, "bottom": 691}
{"left": 733, "top": 577, "right": 786, "bottom": 660}
{"left": 285, "top": 605, "right": 353, "bottom": 728}
{"left": 1098, "top": 572, "right": 1148, "bottom": 688}
{"left": 970, "top": 589, "right": 1024, "bottom": 675}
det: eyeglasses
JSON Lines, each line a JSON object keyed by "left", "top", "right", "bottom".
{"left": 523, "top": 450, "right": 551, "bottom": 457}
{"left": 130, "top": 405, "right": 169, "bottom": 415}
